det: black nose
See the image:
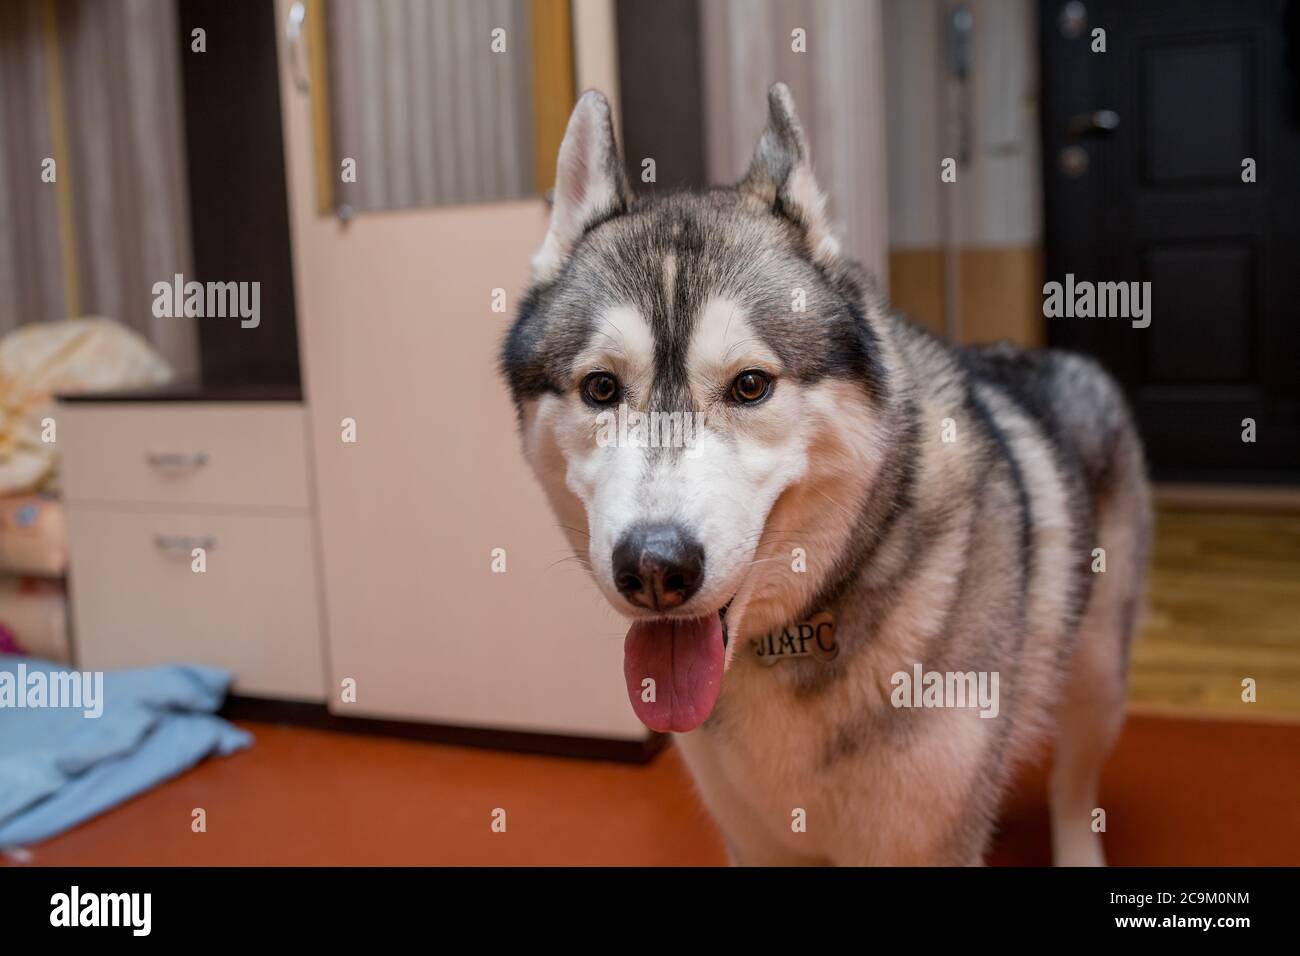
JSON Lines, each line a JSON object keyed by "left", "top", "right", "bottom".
{"left": 612, "top": 523, "right": 705, "bottom": 611}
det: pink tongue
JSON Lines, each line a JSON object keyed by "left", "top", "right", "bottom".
{"left": 623, "top": 615, "right": 724, "bottom": 733}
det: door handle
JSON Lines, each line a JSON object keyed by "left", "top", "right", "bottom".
{"left": 1066, "top": 109, "right": 1120, "bottom": 138}
{"left": 286, "top": 1, "right": 310, "bottom": 93}
{"left": 145, "top": 451, "right": 210, "bottom": 469}
{"left": 154, "top": 535, "right": 217, "bottom": 554}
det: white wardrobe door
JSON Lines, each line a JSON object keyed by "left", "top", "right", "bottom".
{"left": 275, "top": 0, "right": 643, "bottom": 738}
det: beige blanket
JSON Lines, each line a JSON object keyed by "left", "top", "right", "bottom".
{"left": 0, "top": 318, "right": 173, "bottom": 495}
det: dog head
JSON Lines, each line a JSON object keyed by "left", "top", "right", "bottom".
{"left": 501, "top": 84, "right": 892, "bottom": 732}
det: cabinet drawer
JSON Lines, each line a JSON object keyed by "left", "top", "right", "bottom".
{"left": 66, "top": 508, "right": 325, "bottom": 700}
{"left": 56, "top": 403, "right": 310, "bottom": 510}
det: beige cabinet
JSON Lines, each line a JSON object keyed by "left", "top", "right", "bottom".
{"left": 58, "top": 401, "right": 327, "bottom": 702}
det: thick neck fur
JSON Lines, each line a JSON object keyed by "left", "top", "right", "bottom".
{"left": 724, "top": 308, "right": 972, "bottom": 689}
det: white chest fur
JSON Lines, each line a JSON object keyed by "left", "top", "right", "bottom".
{"left": 674, "top": 644, "right": 1002, "bottom": 866}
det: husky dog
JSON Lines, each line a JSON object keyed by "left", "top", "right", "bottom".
{"left": 501, "top": 85, "right": 1151, "bottom": 866}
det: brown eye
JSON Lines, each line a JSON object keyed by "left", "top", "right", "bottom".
{"left": 730, "top": 369, "right": 771, "bottom": 404}
{"left": 582, "top": 372, "right": 620, "bottom": 405}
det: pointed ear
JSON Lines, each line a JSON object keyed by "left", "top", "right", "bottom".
{"left": 739, "top": 83, "right": 840, "bottom": 265}
{"left": 532, "top": 90, "right": 632, "bottom": 282}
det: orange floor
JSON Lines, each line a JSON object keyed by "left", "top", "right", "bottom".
{"left": 11, "top": 711, "right": 1299, "bottom": 866}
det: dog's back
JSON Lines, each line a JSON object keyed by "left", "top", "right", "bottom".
{"left": 959, "top": 336, "right": 1152, "bottom": 864}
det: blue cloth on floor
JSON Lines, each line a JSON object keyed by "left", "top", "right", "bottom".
{"left": 0, "top": 657, "right": 252, "bottom": 847}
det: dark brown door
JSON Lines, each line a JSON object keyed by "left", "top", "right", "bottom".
{"left": 1041, "top": 0, "right": 1300, "bottom": 482}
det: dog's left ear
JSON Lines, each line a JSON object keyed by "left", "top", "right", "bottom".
{"left": 739, "top": 83, "right": 840, "bottom": 266}
{"left": 532, "top": 90, "right": 632, "bottom": 283}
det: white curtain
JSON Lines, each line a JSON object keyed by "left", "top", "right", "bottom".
{"left": 0, "top": 0, "right": 196, "bottom": 376}
{"left": 327, "top": 0, "right": 536, "bottom": 212}
{"left": 699, "top": 0, "right": 889, "bottom": 285}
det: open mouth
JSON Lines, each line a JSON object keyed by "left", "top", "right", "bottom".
{"left": 622, "top": 598, "right": 733, "bottom": 734}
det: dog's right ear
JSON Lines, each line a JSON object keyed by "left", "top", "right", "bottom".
{"left": 531, "top": 90, "right": 631, "bottom": 283}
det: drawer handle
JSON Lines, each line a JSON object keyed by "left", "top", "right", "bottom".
{"left": 145, "top": 451, "right": 211, "bottom": 468}
{"left": 154, "top": 534, "right": 217, "bottom": 553}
